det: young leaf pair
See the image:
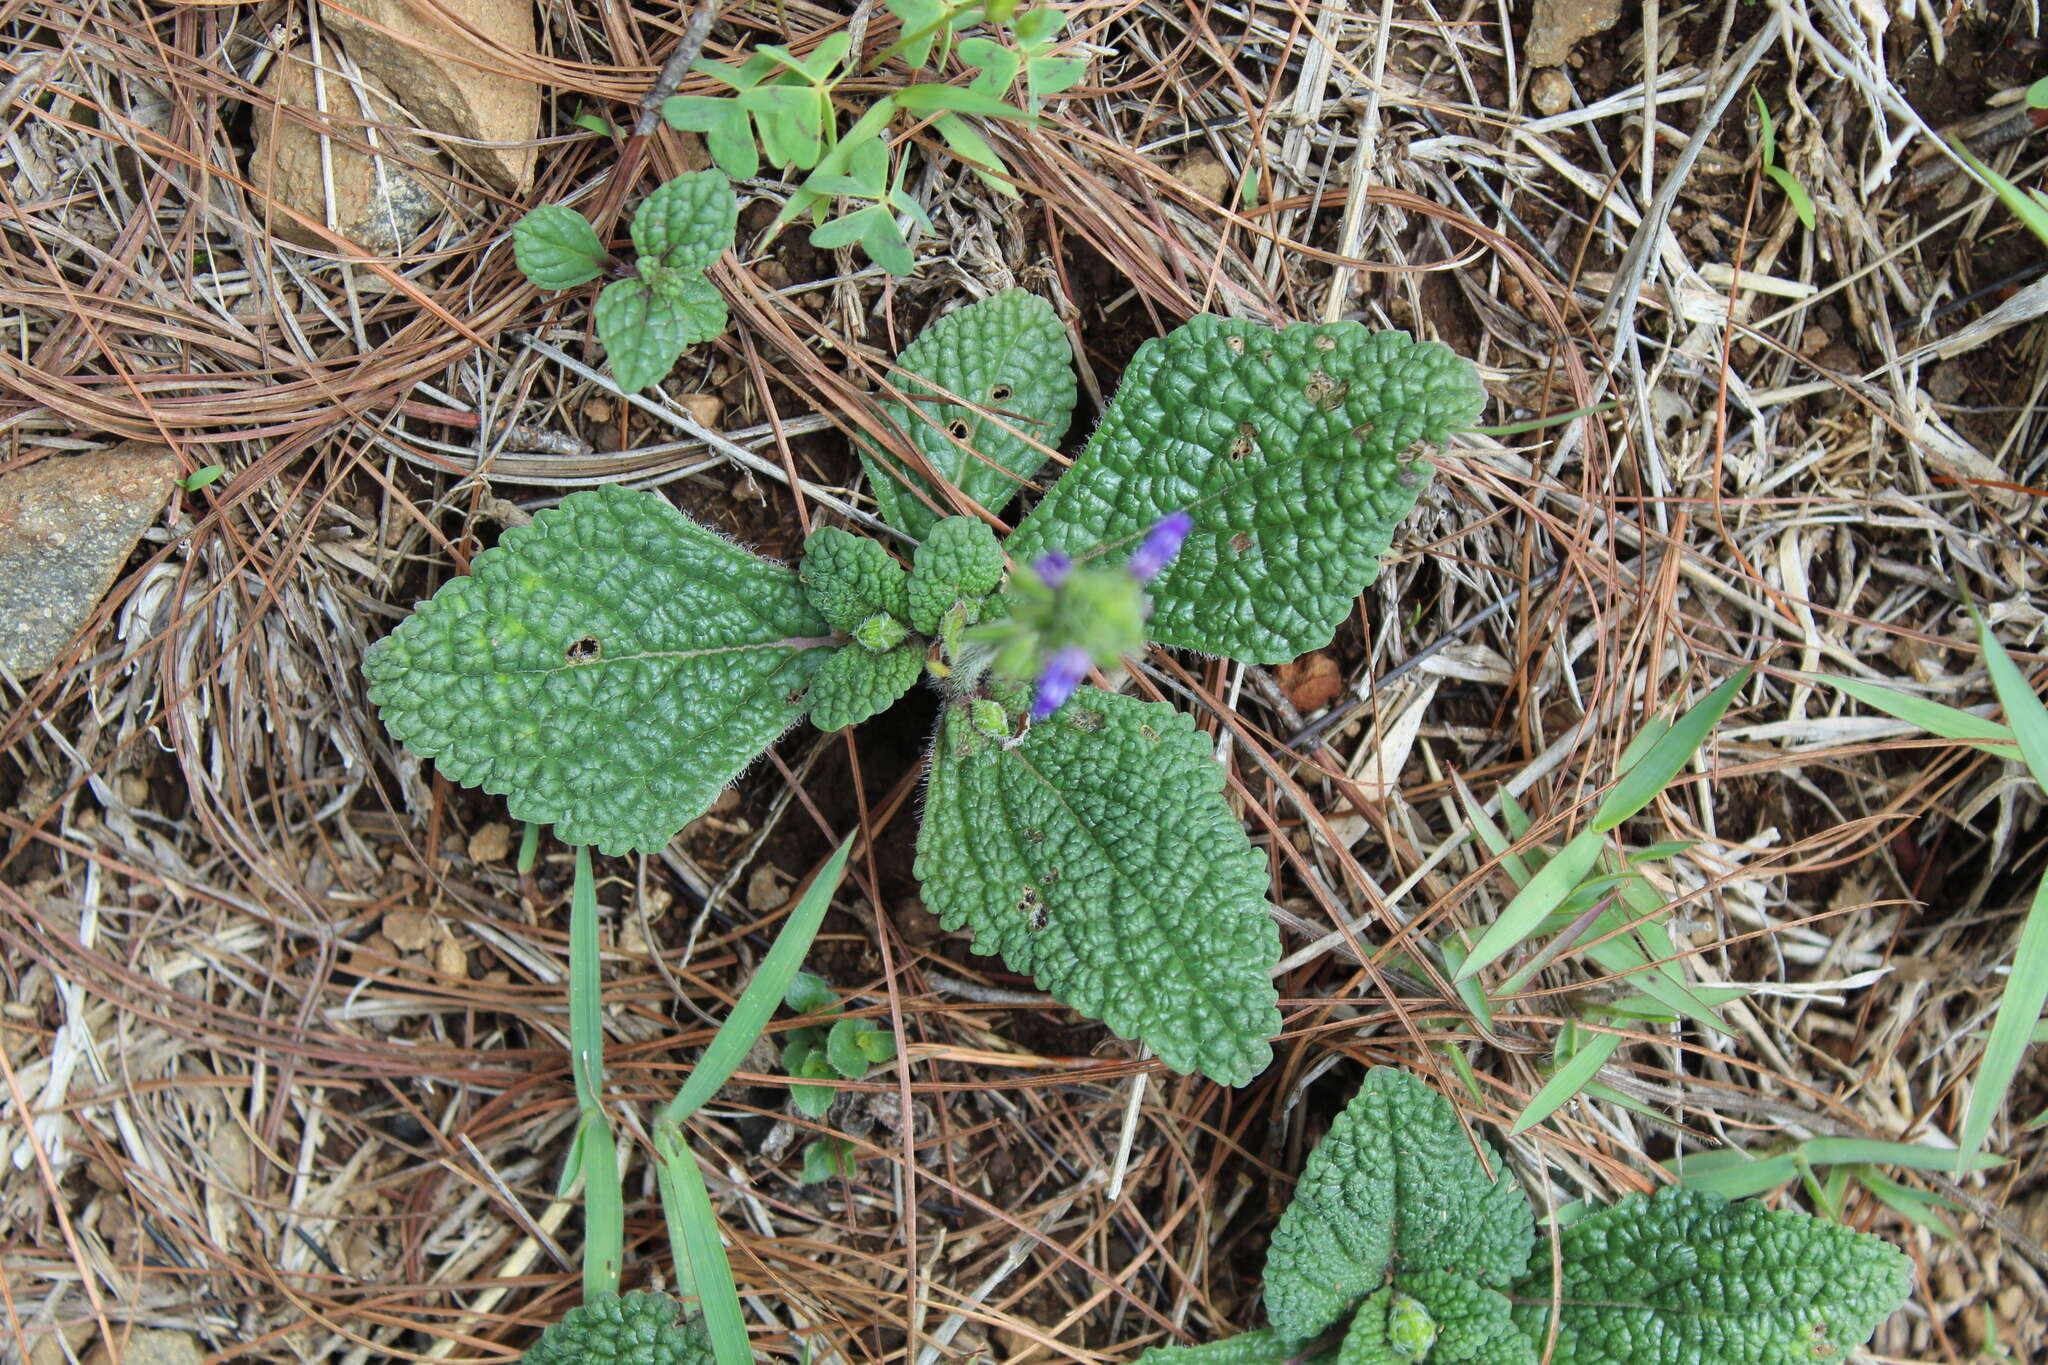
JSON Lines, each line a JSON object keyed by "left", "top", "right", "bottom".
{"left": 363, "top": 289, "right": 1484, "bottom": 1086}
{"left": 1140, "top": 1068, "right": 1910, "bottom": 1365}
{"left": 511, "top": 171, "right": 737, "bottom": 391}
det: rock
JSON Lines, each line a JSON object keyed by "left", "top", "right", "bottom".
{"left": 677, "top": 393, "right": 723, "bottom": 429}
{"left": 82, "top": 1330, "right": 203, "bottom": 1365}
{"left": 467, "top": 820, "right": 512, "bottom": 862}
{"left": 1172, "top": 152, "right": 1234, "bottom": 204}
{"left": 382, "top": 908, "right": 435, "bottom": 952}
{"left": 251, "top": 47, "right": 445, "bottom": 250}
{"left": 0, "top": 443, "right": 178, "bottom": 679}
{"left": 1526, "top": 0, "right": 1623, "bottom": 69}
{"left": 746, "top": 864, "right": 788, "bottom": 913}
{"left": 320, "top": 0, "right": 539, "bottom": 195}
{"left": 1275, "top": 652, "right": 1344, "bottom": 712}
{"left": 1529, "top": 67, "right": 1573, "bottom": 117}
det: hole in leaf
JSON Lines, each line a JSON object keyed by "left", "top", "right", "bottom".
{"left": 1230, "top": 422, "right": 1257, "bottom": 460}
{"left": 988, "top": 383, "right": 1012, "bottom": 402}
{"left": 1305, "top": 369, "right": 1349, "bottom": 412}
{"left": 947, "top": 418, "right": 971, "bottom": 441}
{"left": 1230, "top": 531, "right": 1254, "bottom": 555}
{"left": 565, "top": 636, "right": 602, "bottom": 662}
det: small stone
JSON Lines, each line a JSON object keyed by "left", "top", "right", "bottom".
{"left": 1172, "top": 151, "right": 1233, "bottom": 204}
{"left": 432, "top": 932, "right": 468, "bottom": 980}
{"left": 0, "top": 442, "right": 178, "bottom": 679}
{"left": 1525, "top": 0, "right": 1623, "bottom": 69}
{"left": 678, "top": 392, "right": 723, "bottom": 429}
{"left": 1275, "top": 652, "right": 1344, "bottom": 712}
{"left": 83, "top": 1330, "right": 202, "bottom": 1365}
{"left": 467, "top": 821, "right": 512, "bottom": 862}
{"left": 319, "top": 0, "right": 539, "bottom": 194}
{"left": 382, "top": 908, "right": 435, "bottom": 952}
{"left": 1529, "top": 67, "right": 1573, "bottom": 117}
{"left": 585, "top": 395, "right": 615, "bottom": 423}
{"left": 116, "top": 773, "right": 151, "bottom": 808}
{"left": 746, "top": 864, "right": 788, "bottom": 913}
{"left": 250, "top": 46, "right": 445, "bottom": 250}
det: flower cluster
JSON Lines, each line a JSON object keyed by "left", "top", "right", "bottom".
{"left": 1025, "top": 511, "right": 1193, "bottom": 720}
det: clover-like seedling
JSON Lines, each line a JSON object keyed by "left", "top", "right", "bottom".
{"left": 511, "top": 170, "right": 738, "bottom": 391}
{"left": 1136, "top": 1068, "right": 1910, "bottom": 1365}
{"left": 365, "top": 288, "right": 1484, "bottom": 1086}
{"left": 777, "top": 969, "right": 896, "bottom": 1182}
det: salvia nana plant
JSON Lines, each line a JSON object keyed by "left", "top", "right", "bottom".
{"left": 1137, "top": 1068, "right": 1910, "bottom": 1365}
{"left": 364, "top": 288, "right": 1485, "bottom": 1086}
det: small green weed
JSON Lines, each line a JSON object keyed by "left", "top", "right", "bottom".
{"left": 511, "top": 170, "right": 737, "bottom": 391}
{"left": 661, "top": 2, "right": 1086, "bottom": 273}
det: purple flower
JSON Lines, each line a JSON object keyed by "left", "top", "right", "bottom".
{"left": 1032, "top": 550, "right": 1072, "bottom": 590}
{"left": 1127, "top": 510, "right": 1193, "bottom": 583}
{"left": 1030, "top": 644, "right": 1092, "bottom": 721}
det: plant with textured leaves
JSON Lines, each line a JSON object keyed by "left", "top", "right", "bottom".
{"left": 511, "top": 170, "right": 737, "bottom": 391}
{"left": 365, "top": 289, "right": 1483, "bottom": 1087}
{"left": 1137, "top": 1068, "right": 1910, "bottom": 1365}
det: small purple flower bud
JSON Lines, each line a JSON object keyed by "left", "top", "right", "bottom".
{"left": 1030, "top": 644, "right": 1092, "bottom": 721}
{"left": 1127, "top": 510, "right": 1193, "bottom": 583}
{"left": 1032, "top": 550, "right": 1072, "bottom": 590}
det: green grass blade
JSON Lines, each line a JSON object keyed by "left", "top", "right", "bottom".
{"left": 1817, "top": 673, "right": 2015, "bottom": 754}
{"left": 664, "top": 834, "right": 857, "bottom": 1127}
{"left": 1952, "top": 139, "right": 2048, "bottom": 248}
{"left": 1797, "top": 1137, "right": 2005, "bottom": 1173}
{"left": 1664, "top": 1148, "right": 1800, "bottom": 1198}
{"left": 1456, "top": 827, "right": 1605, "bottom": 981}
{"left": 1854, "top": 1169, "right": 1958, "bottom": 1240}
{"left": 655, "top": 1120, "right": 751, "bottom": 1364}
{"left": 1511, "top": 1027, "right": 1623, "bottom": 1134}
{"left": 1591, "top": 668, "right": 1751, "bottom": 833}
{"left": 570, "top": 846, "right": 622, "bottom": 1298}
{"left": 1975, "top": 610, "right": 2048, "bottom": 790}
{"left": 1957, "top": 868, "right": 2048, "bottom": 1170}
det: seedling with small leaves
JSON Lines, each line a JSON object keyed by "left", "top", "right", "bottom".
{"left": 662, "top": 3, "right": 1087, "bottom": 274}
{"left": 779, "top": 968, "right": 898, "bottom": 1166}
{"left": 511, "top": 170, "right": 737, "bottom": 391}
{"left": 1752, "top": 91, "right": 1816, "bottom": 231}
{"left": 366, "top": 289, "right": 1484, "bottom": 1087}
{"left": 1136, "top": 1068, "right": 1910, "bottom": 1365}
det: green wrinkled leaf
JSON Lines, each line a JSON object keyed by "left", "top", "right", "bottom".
{"left": 631, "top": 170, "right": 738, "bottom": 273}
{"left": 1393, "top": 1272, "right": 1534, "bottom": 1365}
{"left": 595, "top": 278, "right": 694, "bottom": 392}
{"left": 908, "top": 516, "right": 1006, "bottom": 634}
{"left": 512, "top": 204, "right": 608, "bottom": 290}
{"left": 648, "top": 271, "right": 728, "bottom": 346}
{"left": 1335, "top": 1288, "right": 1400, "bottom": 1365}
{"left": 1008, "top": 318, "right": 1484, "bottom": 663}
{"left": 917, "top": 689, "right": 1280, "bottom": 1085}
{"left": 800, "top": 526, "right": 912, "bottom": 630}
{"left": 1264, "top": 1068, "right": 1533, "bottom": 1339}
{"left": 808, "top": 641, "right": 924, "bottom": 731}
{"left": 860, "top": 289, "right": 1077, "bottom": 541}
{"left": 363, "top": 485, "right": 830, "bottom": 855}
{"left": 1507, "top": 1186, "right": 1912, "bottom": 1365}
{"left": 515, "top": 1290, "right": 713, "bottom": 1365}
{"left": 1135, "top": 1328, "right": 1319, "bottom": 1365}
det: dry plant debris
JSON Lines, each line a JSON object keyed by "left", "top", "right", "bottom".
{"left": 2, "top": 2, "right": 2045, "bottom": 1363}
